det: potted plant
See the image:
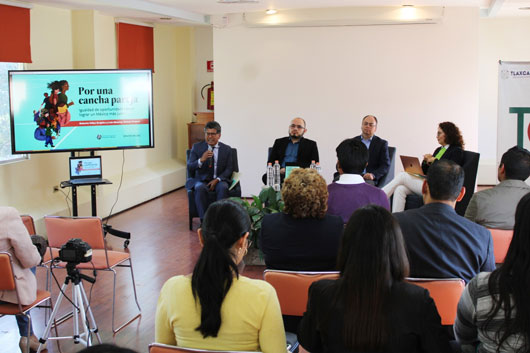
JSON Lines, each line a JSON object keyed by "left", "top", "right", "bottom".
{"left": 231, "top": 186, "right": 284, "bottom": 264}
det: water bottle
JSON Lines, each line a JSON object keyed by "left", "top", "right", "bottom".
{"left": 266, "top": 162, "right": 274, "bottom": 187}
{"left": 310, "top": 160, "right": 316, "bottom": 170}
{"left": 316, "top": 162, "right": 322, "bottom": 174}
{"left": 273, "top": 160, "right": 281, "bottom": 191}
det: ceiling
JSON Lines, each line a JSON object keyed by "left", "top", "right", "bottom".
{"left": 9, "top": 0, "right": 530, "bottom": 25}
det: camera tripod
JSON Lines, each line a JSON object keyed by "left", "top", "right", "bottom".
{"left": 37, "top": 263, "right": 101, "bottom": 353}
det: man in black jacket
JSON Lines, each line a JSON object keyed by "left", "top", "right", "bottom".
{"left": 263, "top": 117, "right": 319, "bottom": 184}
{"left": 354, "top": 115, "right": 390, "bottom": 186}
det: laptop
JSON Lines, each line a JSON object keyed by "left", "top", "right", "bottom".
{"left": 400, "top": 155, "right": 426, "bottom": 178}
{"left": 69, "top": 156, "right": 106, "bottom": 185}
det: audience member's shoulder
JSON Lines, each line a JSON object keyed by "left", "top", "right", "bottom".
{"left": 324, "top": 213, "right": 345, "bottom": 227}
{"left": 0, "top": 206, "right": 19, "bottom": 218}
{"left": 392, "top": 281, "right": 432, "bottom": 302}
{"left": 262, "top": 212, "right": 282, "bottom": 223}
{"left": 237, "top": 276, "right": 276, "bottom": 297}
{"left": 459, "top": 214, "right": 491, "bottom": 235}
{"left": 161, "top": 275, "right": 189, "bottom": 293}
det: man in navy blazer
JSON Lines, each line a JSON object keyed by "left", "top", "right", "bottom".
{"left": 353, "top": 115, "right": 390, "bottom": 186}
{"left": 394, "top": 159, "right": 495, "bottom": 283}
{"left": 186, "top": 121, "right": 233, "bottom": 220}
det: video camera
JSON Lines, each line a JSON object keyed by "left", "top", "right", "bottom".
{"left": 58, "top": 238, "right": 92, "bottom": 264}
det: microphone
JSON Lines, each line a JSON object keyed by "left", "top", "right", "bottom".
{"left": 208, "top": 145, "right": 213, "bottom": 168}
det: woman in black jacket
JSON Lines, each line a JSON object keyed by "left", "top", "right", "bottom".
{"left": 298, "top": 205, "right": 451, "bottom": 353}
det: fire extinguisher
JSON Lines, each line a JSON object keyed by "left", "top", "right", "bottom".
{"left": 201, "top": 81, "right": 214, "bottom": 110}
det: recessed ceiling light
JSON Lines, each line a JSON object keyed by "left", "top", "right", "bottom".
{"left": 266, "top": 9, "right": 277, "bottom": 15}
{"left": 402, "top": 4, "right": 414, "bottom": 7}
{"left": 519, "top": 7, "right": 530, "bottom": 10}
{"left": 159, "top": 17, "right": 172, "bottom": 20}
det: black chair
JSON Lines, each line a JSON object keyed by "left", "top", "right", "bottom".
{"left": 186, "top": 148, "right": 242, "bottom": 230}
{"left": 377, "top": 146, "right": 396, "bottom": 188}
{"left": 405, "top": 150, "right": 480, "bottom": 216}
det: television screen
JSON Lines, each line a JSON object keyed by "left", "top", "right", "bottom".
{"left": 9, "top": 69, "right": 154, "bottom": 154}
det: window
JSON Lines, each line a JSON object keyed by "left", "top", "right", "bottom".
{"left": 0, "top": 62, "right": 27, "bottom": 164}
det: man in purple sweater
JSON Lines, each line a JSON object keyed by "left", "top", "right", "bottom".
{"left": 328, "top": 138, "right": 390, "bottom": 223}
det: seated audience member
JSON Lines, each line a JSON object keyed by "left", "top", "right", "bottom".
{"left": 259, "top": 168, "right": 343, "bottom": 271}
{"left": 394, "top": 159, "right": 495, "bottom": 283}
{"left": 78, "top": 344, "right": 138, "bottom": 353}
{"left": 355, "top": 114, "right": 391, "bottom": 186}
{"left": 298, "top": 205, "right": 451, "bottom": 353}
{"left": 328, "top": 138, "right": 390, "bottom": 223}
{"left": 262, "top": 117, "right": 319, "bottom": 184}
{"left": 465, "top": 146, "right": 530, "bottom": 229}
{"left": 384, "top": 121, "right": 465, "bottom": 212}
{"left": 156, "top": 200, "right": 286, "bottom": 352}
{"left": 455, "top": 193, "right": 530, "bottom": 352}
{"left": 0, "top": 207, "right": 44, "bottom": 352}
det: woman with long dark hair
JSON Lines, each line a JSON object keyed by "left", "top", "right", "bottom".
{"left": 155, "top": 200, "right": 286, "bottom": 352}
{"left": 298, "top": 205, "right": 451, "bottom": 352}
{"left": 455, "top": 192, "right": 530, "bottom": 352}
{"left": 383, "top": 121, "right": 465, "bottom": 212}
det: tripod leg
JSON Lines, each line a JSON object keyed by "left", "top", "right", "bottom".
{"left": 72, "top": 283, "right": 80, "bottom": 344}
{"left": 37, "top": 282, "right": 68, "bottom": 353}
{"left": 75, "top": 284, "right": 90, "bottom": 346}
{"left": 79, "top": 282, "right": 102, "bottom": 344}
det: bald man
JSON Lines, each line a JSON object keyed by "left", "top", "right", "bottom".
{"left": 263, "top": 117, "right": 319, "bottom": 184}
{"left": 354, "top": 115, "right": 390, "bottom": 186}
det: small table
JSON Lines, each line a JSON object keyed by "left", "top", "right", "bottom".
{"left": 60, "top": 180, "right": 112, "bottom": 217}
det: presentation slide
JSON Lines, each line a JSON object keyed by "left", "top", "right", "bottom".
{"left": 70, "top": 158, "right": 101, "bottom": 177}
{"left": 9, "top": 70, "right": 153, "bottom": 153}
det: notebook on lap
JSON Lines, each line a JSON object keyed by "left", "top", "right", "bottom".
{"left": 69, "top": 156, "right": 106, "bottom": 185}
{"left": 400, "top": 155, "right": 426, "bottom": 178}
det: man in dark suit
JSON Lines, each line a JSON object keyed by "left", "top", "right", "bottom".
{"left": 354, "top": 115, "right": 390, "bottom": 186}
{"left": 186, "top": 121, "right": 233, "bottom": 220}
{"left": 394, "top": 159, "right": 495, "bottom": 283}
{"left": 262, "top": 117, "right": 319, "bottom": 184}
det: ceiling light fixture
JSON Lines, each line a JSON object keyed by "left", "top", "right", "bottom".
{"left": 266, "top": 9, "right": 277, "bottom": 15}
{"left": 519, "top": 7, "right": 530, "bottom": 10}
{"left": 400, "top": 4, "right": 416, "bottom": 20}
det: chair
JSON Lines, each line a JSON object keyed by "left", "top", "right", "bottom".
{"left": 0, "top": 252, "right": 52, "bottom": 353}
{"left": 149, "top": 343, "right": 260, "bottom": 353}
{"left": 406, "top": 277, "right": 465, "bottom": 325}
{"left": 186, "top": 148, "right": 242, "bottom": 230}
{"left": 44, "top": 216, "right": 141, "bottom": 333}
{"left": 489, "top": 228, "right": 513, "bottom": 264}
{"left": 21, "top": 214, "right": 36, "bottom": 235}
{"left": 405, "top": 150, "right": 480, "bottom": 215}
{"left": 263, "top": 269, "right": 340, "bottom": 317}
{"left": 377, "top": 146, "right": 396, "bottom": 188}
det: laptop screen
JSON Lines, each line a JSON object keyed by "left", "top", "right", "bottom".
{"left": 69, "top": 156, "right": 102, "bottom": 179}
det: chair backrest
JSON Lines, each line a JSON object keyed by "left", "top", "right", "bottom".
{"left": 149, "top": 343, "right": 259, "bottom": 353}
{"left": 489, "top": 228, "right": 513, "bottom": 264}
{"left": 406, "top": 277, "right": 465, "bottom": 325}
{"left": 378, "top": 146, "right": 396, "bottom": 188}
{"left": 263, "top": 269, "right": 340, "bottom": 316}
{"left": 44, "top": 216, "right": 106, "bottom": 250}
{"left": 0, "top": 252, "right": 17, "bottom": 291}
{"left": 455, "top": 150, "right": 480, "bottom": 216}
{"left": 20, "top": 215, "right": 36, "bottom": 235}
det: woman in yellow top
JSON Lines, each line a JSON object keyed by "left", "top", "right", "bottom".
{"left": 155, "top": 200, "right": 286, "bottom": 352}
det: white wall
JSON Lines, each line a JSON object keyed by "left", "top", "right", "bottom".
{"left": 194, "top": 26, "right": 214, "bottom": 113}
{"left": 214, "top": 7, "right": 479, "bottom": 196}
{"left": 477, "top": 17, "right": 530, "bottom": 184}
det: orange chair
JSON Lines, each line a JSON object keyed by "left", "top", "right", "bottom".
{"left": 263, "top": 269, "right": 340, "bottom": 317}
{"left": 148, "top": 343, "right": 260, "bottom": 353}
{"left": 44, "top": 215, "right": 141, "bottom": 333}
{"left": 0, "top": 252, "right": 52, "bottom": 353}
{"left": 20, "top": 214, "right": 36, "bottom": 235}
{"left": 406, "top": 277, "right": 465, "bottom": 325}
{"left": 489, "top": 228, "right": 513, "bottom": 264}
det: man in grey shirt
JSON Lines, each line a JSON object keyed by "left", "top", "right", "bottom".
{"left": 465, "top": 146, "right": 530, "bottom": 229}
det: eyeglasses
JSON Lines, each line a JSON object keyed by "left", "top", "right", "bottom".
{"left": 290, "top": 124, "right": 305, "bottom": 130}
{"left": 205, "top": 132, "right": 219, "bottom": 136}
{"left": 363, "top": 122, "right": 376, "bottom": 127}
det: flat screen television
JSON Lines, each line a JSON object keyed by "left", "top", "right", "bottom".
{"left": 9, "top": 69, "right": 154, "bottom": 154}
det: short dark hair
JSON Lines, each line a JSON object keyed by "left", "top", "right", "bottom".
{"left": 204, "top": 121, "right": 221, "bottom": 133}
{"left": 426, "top": 159, "right": 464, "bottom": 201}
{"left": 362, "top": 115, "right": 378, "bottom": 124}
{"left": 500, "top": 146, "right": 530, "bottom": 181}
{"left": 336, "top": 138, "right": 368, "bottom": 174}
{"left": 78, "top": 344, "right": 138, "bottom": 353}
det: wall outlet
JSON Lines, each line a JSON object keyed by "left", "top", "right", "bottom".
{"left": 53, "top": 186, "right": 59, "bottom": 192}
